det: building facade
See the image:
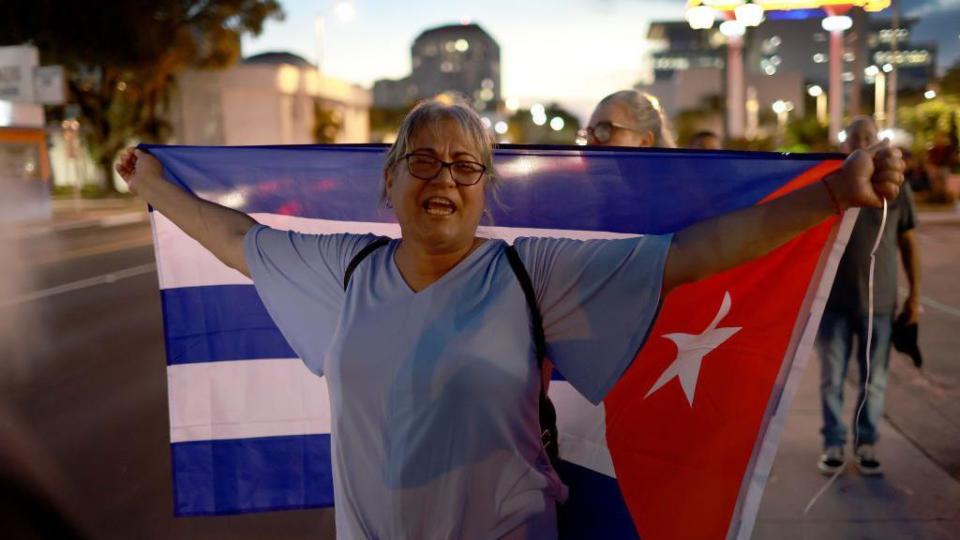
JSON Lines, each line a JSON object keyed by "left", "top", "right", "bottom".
{"left": 373, "top": 23, "right": 501, "bottom": 112}
{"left": 644, "top": 11, "right": 936, "bottom": 130}
{"left": 866, "top": 19, "right": 937, "bottom": 91}
{"left": 171, "top": 52, "right": 371, "bottom": 146}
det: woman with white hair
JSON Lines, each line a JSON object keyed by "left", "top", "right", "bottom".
{"left": 582, "top": 90, "right": 677, "bottom": 148}
{"left": 116, "top": 98, "right": 902, "bottom": 539}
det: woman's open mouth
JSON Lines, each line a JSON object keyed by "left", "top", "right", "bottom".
{"left": 422, "top": 196, "right": 457, "bottom": 216}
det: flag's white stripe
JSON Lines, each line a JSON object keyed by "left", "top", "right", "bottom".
{"left": 167, "top": 358, "right": 618, "bottom": 479}
{"left": 550, "top": 381, "right": 616, "bottom": 478}
{"left": 152, "top": 212, "right": 639, "bottom": 290}
{"left": 730, "top": 210, "right": 859, "bottom": 540}
{"left": 167, "top": 358, "right": 330, "bottom": 443}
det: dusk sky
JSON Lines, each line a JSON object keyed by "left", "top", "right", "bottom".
{"left": 241, "top": 0, "right": 960, "bottom": 119}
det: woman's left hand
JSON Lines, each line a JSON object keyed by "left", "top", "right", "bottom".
{"left": 827, "top": 140, "right": 906, "bottom": 210}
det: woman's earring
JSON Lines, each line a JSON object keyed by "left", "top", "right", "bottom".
{"left": 385, "top": 198, "right": 393, "bottom": 209}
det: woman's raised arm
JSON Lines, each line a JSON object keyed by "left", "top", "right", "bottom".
{"left": 116, "top": 147, "right": 257, "bottom": 277}
{"left": 663, "top": 141, "right": 905, "bottom": 292}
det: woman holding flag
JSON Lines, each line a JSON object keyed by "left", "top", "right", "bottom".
{"left": 117, "top": 98, "right": 903, "bottom": 539}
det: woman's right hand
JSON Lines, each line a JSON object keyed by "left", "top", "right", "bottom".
{"left": 115, "top": 147, "right": 162, "bottom": 195}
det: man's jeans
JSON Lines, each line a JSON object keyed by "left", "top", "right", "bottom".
{"left": 816, "top": 310, "right": 893, "bottom": 448}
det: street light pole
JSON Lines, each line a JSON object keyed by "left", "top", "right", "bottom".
{"left": 823, "top": 14, "right": 853, "bottom": 143}
{"left": 315, "top": 15, "right": 326, "bottom": 72}
{"left": 808, "top": 85, "right": 827, "bottom": 125}
{"left": 720, "top": 20, "right": 746, "bottom": 139}
{"left": 686, "top": 2, "right": 763, "bottom": 141}
{"left": 876, "top": 70, "right": 886, "bottom": 126}
{"left": 314, "top": 1, "right": 356, "bottom": 73}
{"left": 886, "top": 0, "right": 900, "bottom": 128}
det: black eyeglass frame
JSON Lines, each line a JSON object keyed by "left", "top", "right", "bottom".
{"left": 400, "top": 153, "right": 487, "bottom": 186}
{"left": 579, "top": 121, "right": 645, "bottom": 144}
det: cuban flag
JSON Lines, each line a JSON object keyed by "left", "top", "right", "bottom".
{"left": 146, "top": 143, "right": 850, "bottom": 539}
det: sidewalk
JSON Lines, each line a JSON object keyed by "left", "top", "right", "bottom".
{"left": 12, "top": 197, "right": 149, "bottom": 238}
{"left": 752, "top": 357, "right": 960, "bottom": 539}
{"left": 917, "top": 201, "right": 960, "bottom": 225}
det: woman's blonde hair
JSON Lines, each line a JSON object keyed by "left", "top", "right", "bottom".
{"left": 597, "top": 90, "right": 677, "bottom": 148}
{"left": 381, "top": 98, "right": 498, "bottom": 206}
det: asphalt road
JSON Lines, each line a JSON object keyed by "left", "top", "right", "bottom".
{"left": 1, "top": 222, "right": 335, "bottom": 539}
{"left": 1, "top": 218, "right": 957, "bottom": 539}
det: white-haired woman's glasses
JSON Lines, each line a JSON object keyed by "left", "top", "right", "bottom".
{"left": 579, "top": 121, "right": 645, "bottom": 145}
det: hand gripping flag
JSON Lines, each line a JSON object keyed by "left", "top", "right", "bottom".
{"left": 146, "top": 144, "right": 850, "bottom": 539}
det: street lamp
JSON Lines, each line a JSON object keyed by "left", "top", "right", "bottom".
{"left": 865, "top": 65, "right": 886, "bottom": 126}
{"left": 821, "top": 15, "right": 853, "bottom": 32}
{"left": 772, "top": 99, "right": 793, "bottom": 146}
{"left": 333, "top": 0, "right": 356, "bottom": 21}
{"left": 735, "top": 0, "right": 765, "bottom": 27}
{"left": 808, "top": 85, "right": 827, "bottom": 125}
{"left": 719, "top": 20, "right": 746, "bottom": 38}
{"left": 315, "top": 1, "right": 357, "bottom": 72}
{"left": 686, "top": 5, "right": 716, "bottom": 29}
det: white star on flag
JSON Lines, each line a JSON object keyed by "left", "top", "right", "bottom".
{"left": 644, "top": 291, "right": 742, "bottom": 406}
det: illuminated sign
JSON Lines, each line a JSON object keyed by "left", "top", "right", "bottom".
{"left": 653, "top": 55, "right": 724, "bottom": 71}
{"left": 687, "top": 0, "right": 890, "bottom": 13}
{"left": 878, "top": 28, "right": 909, "bottom": 42}
{"left": 872, "top": 49, "right": 932, "bottom": 66}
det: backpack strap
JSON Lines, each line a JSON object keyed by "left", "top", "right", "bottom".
{"left": 343, "top": 236, "right": 391, "bottom": 291}
{"left": 505, "top": 245, "right": 559, "bottom": 467}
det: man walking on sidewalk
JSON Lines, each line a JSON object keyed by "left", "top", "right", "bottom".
{"left": 817, "top": 116, "right": 922, "bottom": 476}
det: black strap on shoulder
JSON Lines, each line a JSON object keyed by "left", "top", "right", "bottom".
{"left": 343, "top": 236, "right": 391, "bottom": 291}
{"left": 505, "top": 245, "right": 559, "bottom": 467}
{"left": 504, "top": 245, "right": 546, "bottom": 368}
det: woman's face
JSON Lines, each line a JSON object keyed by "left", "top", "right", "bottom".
{"left": 586, "top": 100, "right": 655, "bottom": 147}
{"left": 386, "top": 118, "right": 487, "bottom": 253}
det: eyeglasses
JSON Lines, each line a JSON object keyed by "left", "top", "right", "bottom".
{"left": 401, "top": 153, "right": 487, "bottom": 186}
{"left": 578, "top": 121, "right": 644, "bottom": 144}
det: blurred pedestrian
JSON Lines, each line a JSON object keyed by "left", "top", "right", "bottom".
{"left": 581, "top": 90, "right": 677, "bottom": 148}
{"left": 688, "top": 130, "right": 722, "bottom": 150}
{"left": 816, "top": 116, "right": 921, "bottom": 477}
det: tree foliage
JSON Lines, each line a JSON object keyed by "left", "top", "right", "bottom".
{"left": 941, "top": 59, "right": 960, "bottom": 97}
{"left": 0, "top": 0, "right": 283, "bottom": 190}
{"left": 507, "top": 104, "right": 581, "bottom": 144}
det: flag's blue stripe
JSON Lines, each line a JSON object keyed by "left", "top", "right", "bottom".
{"left": 162, "top": 285, "right": 295, "bottom": 364}
{"left": 143, "top": 144, "right": 833, "bottom": 235}
{"left": 556, "top": 460, "right": 639, "bottom": 539}
{"left": 161, "top": 285, "right": 573, "bottom": 375}
{"left": 171, "top": 434, "right": 334, "bottom": 516}
{"left": 169, "top": 432, "right": 623, "bottom": 519}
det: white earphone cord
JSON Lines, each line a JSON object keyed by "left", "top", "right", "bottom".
{"left": 804, "top": 198, "right": 887, "bottom": 518}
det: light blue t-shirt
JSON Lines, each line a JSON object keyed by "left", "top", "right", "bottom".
{"left": 244, "top": 226, "right": 671, "bottom": 540}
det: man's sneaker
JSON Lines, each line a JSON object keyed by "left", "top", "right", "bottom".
{"left": 818, "top": 446, "right": 846, "bottom": 475}
{"left": 855, "top": 444, "right": 883, "bottom": 476}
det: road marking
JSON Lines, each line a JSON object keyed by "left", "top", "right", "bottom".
{"left": 2, "top": 263, "right": 157, "bottom": 306}
{"left": 900, "top": 287, "right": 960, "bottom": 318}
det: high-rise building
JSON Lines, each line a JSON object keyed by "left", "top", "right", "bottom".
{"left": 374, "top": 23, "right": 501, "bottom": 111}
